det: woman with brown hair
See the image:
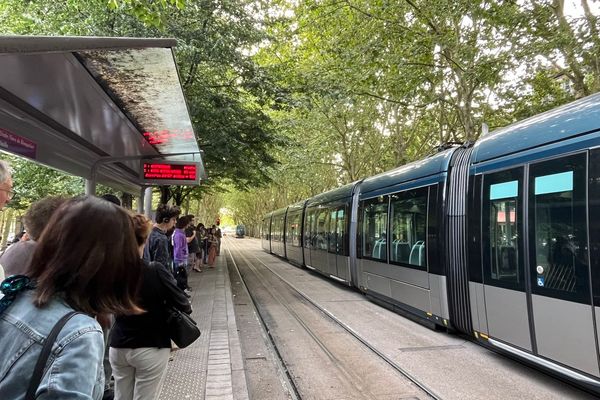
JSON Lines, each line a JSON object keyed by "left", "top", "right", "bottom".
{"left": 0, "top": 196, "right": 143, "bottom": 399}
{"left": 109, "top": 214, "right": 191, "bottom": 400}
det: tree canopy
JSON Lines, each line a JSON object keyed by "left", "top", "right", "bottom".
{"left": 0, "top": 0, "right": 599, "bottom": 234}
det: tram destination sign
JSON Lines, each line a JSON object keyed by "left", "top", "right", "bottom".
{"left": 141, "top": 160, "right": 201, "bottom": 185}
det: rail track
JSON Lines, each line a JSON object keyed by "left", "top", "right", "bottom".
{"left": 225, "top": 239, "right": 443, "bottom": 400}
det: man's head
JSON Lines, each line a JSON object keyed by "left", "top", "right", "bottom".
{"left": 186, "top": 215, "right": 195, "bottom": 227}
{"left": 155, "top": 204, "right": 180, "bottom": 230}
{"left": 176, "top": 215, "right": 191, "bottom": 229}
{"left": 0, "top": 160, "right": 13, "bottom": 209}
{"left": 23, "top": 196, "right": 68, "bottom": 241}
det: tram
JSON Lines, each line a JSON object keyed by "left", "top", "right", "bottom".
{"left": 235, "top": 224, "right": 246, "bottom": 238}
{"left": 262, "top": 92, "right": 600, "bottom": 393}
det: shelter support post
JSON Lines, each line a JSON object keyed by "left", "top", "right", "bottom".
{"left": 138, "top": 187, "right": 145, "bottom": 214}
{"left": 144, "top": 187, "right": 153, "bottom": 218}
{"left": 85, "top": 179, "right": 96, "bottom": 196}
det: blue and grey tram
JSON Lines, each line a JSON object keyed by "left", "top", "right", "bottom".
{"left": 261, "top": 92, "right": 600, "bottom": 394}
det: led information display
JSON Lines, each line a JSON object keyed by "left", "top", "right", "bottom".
{"left": 141, "top": 161, "right": 200, "bottom": 185}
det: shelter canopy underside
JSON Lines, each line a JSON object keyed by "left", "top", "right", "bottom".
{"left": 0, "top": 36, "right": 203, "bottom": 194}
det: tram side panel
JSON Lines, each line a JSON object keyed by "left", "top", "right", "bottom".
{"left": 356, "top": 176, "right": 452, "bottom": 327}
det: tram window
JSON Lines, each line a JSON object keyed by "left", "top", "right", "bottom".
{"left": 482, "top": 168, "right": 525, "bottom": 291}
{"left": 316, "top": 208, "right": 328, "bottom": 250}
{"left": 288, "top": 213, "right": 301, "bottom": 247}
{"left": 337, "top": 207, "right": 347, "bottom": 256}
{"left": 362, "top": 196, "right": 389, "bottom": 261}
{"left": 328, "top": 208, "right": 338, "bottom": 253}
{"left": 273, "top": 217, "right": 279, "bottom": 241}
{"left": 390, "top": 187, "right": 428, "bottom": 269}
{"left": 304, "top": 209, "right": 316, "bottom": 248}
{"left": 529, "top": 154, "right": 589, "bottom": 302}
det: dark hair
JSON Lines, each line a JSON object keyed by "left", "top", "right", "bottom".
{"left": 23, "top": 196, "right": 67, "bottom": 241}
{"left": 28, "top": 196, "right": 142, "bottom": 316}
{"left": 100, "top": 193, "right": 121, "bottom": 207}
{"left": 131, "top": 213, "right": 152, "bottom": 246}
{"left": 155, "top": 204, "right": 180, "bottom": 224}
{"left": 176, "top": 215, "right": 191, "bottom": 229}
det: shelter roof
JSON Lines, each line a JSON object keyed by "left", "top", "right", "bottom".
{"left": 0, "top": 35, "right": 203, "bottom": 194}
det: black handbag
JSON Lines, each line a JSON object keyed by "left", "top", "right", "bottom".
{"left": 166, "top": 306, "right": 201, "bottom": 348}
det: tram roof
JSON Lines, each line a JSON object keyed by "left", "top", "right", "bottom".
{"left": 360, "top": 148, "right": 456, "bottom": 197}
{"left": 0, "top": 35, "right": 203, "bottom": 194}
{"left": 473, "top": 92, "right": 600, "bottom": 164}
{"left": 306, "top": 181, "right": 359, "bottom": 207}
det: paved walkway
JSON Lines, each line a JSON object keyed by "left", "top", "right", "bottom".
{"left": 158, "top": 250, "right": 249, "bottom": 400}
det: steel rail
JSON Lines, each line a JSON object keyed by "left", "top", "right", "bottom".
{"left": 227, "top": 239, "right": 443, "bottom": 400}
{"left": 225, "top": 246, "right": 302, "bottom": 400}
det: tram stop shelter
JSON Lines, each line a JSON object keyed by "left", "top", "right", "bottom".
{"left": 0, "top": 36, "right": 204, "bottom": 213}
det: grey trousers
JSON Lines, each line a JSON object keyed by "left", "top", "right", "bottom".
{"left": 109, "top": 347, "right": 171, "bottom": 400}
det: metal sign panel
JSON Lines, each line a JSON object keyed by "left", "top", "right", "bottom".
{"left": 0, "top": 127, "right": 36, "bottom": 159}
{"left": 141, "top": 160, "right": 200, "bottom": 186}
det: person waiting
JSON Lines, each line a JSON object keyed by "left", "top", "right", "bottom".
{"left": 110, "top": 214, "right": 192, "bottom": 400}
{"left": 0, "top": 196, "right": 143, "bottom": 399}
{"left": 0, "top": 196, "right": 66, "bottom": 277}
{"left": 143, "top": 204, "right": 180, "bottom": 273}
{"left": 172, "top": 216, "right": 191, "bottom": 292}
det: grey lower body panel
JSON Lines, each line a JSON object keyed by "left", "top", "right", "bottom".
{"left": 429, "top": 274, "right": 450, "bottom": 319}
{"left": 532, "top": 295, "right": 599, "bottom": 377}
{"left": 484, "top": 285, "right": 531, "bottom": 351}
{"left": 335, "top": 254, "right": 349, "bottom": 281}
{"left": 359, "top": 259, "right": 432, "bottom": 315}
{"left": 469, "top": 282, "right": 488, "bottom": 335}
{"left": 310, "top": 248, "right": 328, "bottom": 274}
{"left": 286, "top": 245, "right": 303, "bottom": 266}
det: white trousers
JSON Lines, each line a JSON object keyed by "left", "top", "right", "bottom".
{"left": 109, "top": 347, "right": 171, "bottom": 400}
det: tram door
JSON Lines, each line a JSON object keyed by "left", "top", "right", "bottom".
{"left": 335, "top": 207, "right": 348, "bottom": 280}
{"left": 327, "top": 208, "right": 338, "bottom": 276}
{"left": 482, "top": 167, "right": 532, "bottom": 351}
{"left": 303, "top": 209, "right": 315, "bottom": 267}
{"left": 311, "top": 208, "right": 329, "bottom": 273}
{"left": 527, "top": 153, "right": 598, "bottom": 376}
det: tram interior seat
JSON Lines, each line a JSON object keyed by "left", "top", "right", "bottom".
{"left": 392, "top": 241, "right": 411, "bottom": 263}
{"left": 373, "top": 238, "right": 387, "bottom": 259}
{"left": 409, "top": 241, "right": 425, "bottom": 266}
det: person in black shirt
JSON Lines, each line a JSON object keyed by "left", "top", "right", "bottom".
{"left": 143, "top": 204, "right": 180, "bottom": 272}
{"left": 110, "top": 214, "right": 191, "bottom": 400}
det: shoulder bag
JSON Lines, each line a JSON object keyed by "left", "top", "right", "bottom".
{"left": 150, "top": 262, "right": 200, "bottom": 348}
{"left": 165, "top": 307, "right": 200, "bottom": 348}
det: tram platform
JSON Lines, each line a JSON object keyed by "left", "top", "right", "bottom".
{"left": 157, "top": 252, "right": 249, "bottom": 400}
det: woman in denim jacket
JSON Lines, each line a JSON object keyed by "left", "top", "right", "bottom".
{"left": 0, "top": 196, "right": 143, "bottom": 399}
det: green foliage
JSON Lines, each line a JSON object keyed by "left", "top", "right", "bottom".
{"left": 1, "top": 156, "right": 84, "bottom": 211}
